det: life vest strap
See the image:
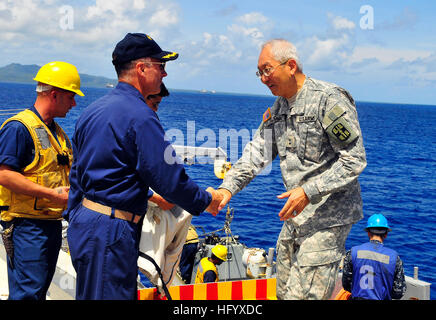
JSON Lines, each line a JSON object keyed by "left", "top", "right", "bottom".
{"left": 138, "top": 252, "right": 172, "bottom": 300}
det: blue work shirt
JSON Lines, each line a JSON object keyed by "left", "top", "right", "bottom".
{"left": 0, "top": 106, "right": 58, "bottom": 171}
{"left": 350, "top": 241, "right": 398, "bottom": 300}
{"left": 64, "top": 82, "right": 211, "bottom": 219}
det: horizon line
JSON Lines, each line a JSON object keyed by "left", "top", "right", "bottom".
{"left": 0, "top": 80, "right": 435, "bottom": 108}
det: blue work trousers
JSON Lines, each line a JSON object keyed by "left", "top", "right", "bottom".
{"left": 179, "top": 242, "right": 198, "bottom": 283}
{"left": 67, "top": 205, "right": 141, "bottom": 300}
{"left": 6, "top": 218, "right": 61, "bottom": 300}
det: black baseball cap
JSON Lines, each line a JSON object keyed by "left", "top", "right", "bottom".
{"left": 112, "top": 33, "right": 178, "bottom": 66}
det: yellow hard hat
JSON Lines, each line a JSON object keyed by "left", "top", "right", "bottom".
{"left": 211, "top": 244, "right": 228, "bottom": 262}
{"left": 33, "top": 61, "right": 84, "bottom": 96}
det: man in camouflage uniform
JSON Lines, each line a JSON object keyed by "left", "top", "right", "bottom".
{"left": 216, "top": 39, "right": 367, "bottom": 299}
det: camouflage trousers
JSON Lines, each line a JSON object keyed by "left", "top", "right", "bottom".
{"left": 276, "top": 222, "right": 352, "bottom": 300}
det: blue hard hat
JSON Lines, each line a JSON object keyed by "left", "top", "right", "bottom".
{"left": 365, "top": 214, "right": 391, "bottom": 233}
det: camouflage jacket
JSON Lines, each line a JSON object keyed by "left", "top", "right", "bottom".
{"left": 219, "top": 77, "right": 367, "bottom": 236}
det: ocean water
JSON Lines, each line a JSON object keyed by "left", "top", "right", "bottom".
{"left": 1, "top": 82, "right": 435, "bottom": 298}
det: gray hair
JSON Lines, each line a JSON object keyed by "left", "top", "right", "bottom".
{"left": 35, "top": 82, "right": 54, "bottom": 93}
{"left": 262, "top": 39, "right": 303, "bottom": 72}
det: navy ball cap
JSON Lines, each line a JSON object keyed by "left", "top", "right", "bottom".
{"left": 112, "top": 33, "right": 178, "bottom": 65}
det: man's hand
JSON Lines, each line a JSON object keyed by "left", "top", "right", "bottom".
{"left": 205, "top": 187, "right": 226, "bottom": 216}
{"left": 149, "top": 193, "right": 175, "bottom": 211}
{"left": 277, "top": 187, "right": 310, "bottom": 221}
{"left": 49, "top": 186, "right": 70, "bottom": 206}
{"left": 217, "top": 188, "right": 232, "bottom": 211}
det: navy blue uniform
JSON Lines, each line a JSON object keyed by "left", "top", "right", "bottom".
{"left": 64, "top": 82, "right": 211, "bottom": 299}
{"left": 0, "top": 106, "right": 62, "bottom": 300}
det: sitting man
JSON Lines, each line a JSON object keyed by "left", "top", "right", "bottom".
{"left": 195, "top": 244, "right": 227, "bottom": 283}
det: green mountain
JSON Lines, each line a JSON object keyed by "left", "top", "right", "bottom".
{"left": 0, "top": 63, "right": 117, "bottom": 88}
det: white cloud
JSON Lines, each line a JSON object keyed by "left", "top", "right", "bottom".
{"left": 330, "top": 15, "right": 356, "bottom": 31}
{"left": 227, "top": 24, "right": 264, "bottom": 42}
{"left": 348, "top": 47, "right": 432, "bottom": 65}
{"left": 149, "top": 6, "right": 179, "bottom": 28}
{"left": 225, "top": 11, "right": 272, "bottom": 50}
{"left": 297, "top": 14, "right": 435, "bottom": 92}
{"left": 294, "top": 14, "right": 356, "bottom": 71}
{"left": 346, "top": 47, "right": 436, "bottom": 88}
{"left": 133, "top": 0, "right": 147, "bottom": 10}
{"left": 236, "top": 12, "right": 268, "bottom": 25}
{"left": 231, "top": 12, "right": 273, "bottom": 52}
{"left": 298, "top": 33, "right": 353, "bottom": 71}
{"left": 0, "top": 0, "right": 180, "bottom": 45}
{"left": 297, "top": 12, "right": 433, "bottom": 80}
{"left": 0, "top": 0, "right": 53, "bottom": 35}
{"left": 173, "top": 11, "right": 272, "bottom": 78}
{"left": 86, "top": 0, "right": 121, "bottom": 19}
{"left": 177, "top": 32, "right": 240, "bottom": 69}
{"left": 0, "top": 0, "right": 181, "bottom": 75}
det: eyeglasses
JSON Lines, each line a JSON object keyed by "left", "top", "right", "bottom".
{"left": 256, "top": 60, "right": 288, "bottom": 78}
{"left": 145, "top": 61, "right": 166, "bottom": 72}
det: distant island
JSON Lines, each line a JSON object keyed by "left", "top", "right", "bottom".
{"left": 0, "top": 63, "right": 275, "bottom": 99}
{"left": 0, "top": 63, "right": 117, "bottom": 88}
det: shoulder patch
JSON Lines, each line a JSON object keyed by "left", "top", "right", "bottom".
{"left": 263, "top": 107, "right": 272, "bottom": 122}
{"left": 331, "top": 122, "right": 352, "bottom": 142}
{"left": 322, "top": 105, "right": 345, "bottom": 128}
{"left": 323, "top": 105, "right": 359, "bottom": 145}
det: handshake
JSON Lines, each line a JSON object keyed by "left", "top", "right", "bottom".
{"left": 205, "top": 187, "right": 232, "bottom": 216}
{"left": 150, "top": 186, "right": 309, "bottom": 221}
{"left": 206, "top": 186, "right": 310, "bottom": 220}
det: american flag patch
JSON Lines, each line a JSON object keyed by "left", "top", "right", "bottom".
{"left": 263, "top": 107, "right": 272, "bottom": 122}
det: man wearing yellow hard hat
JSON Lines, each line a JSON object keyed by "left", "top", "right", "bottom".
{"left": 195, "top": 244, "right": 228, "bottom": 283}
{"left": 0, "top": 61, "right": 83, "bottom": 300}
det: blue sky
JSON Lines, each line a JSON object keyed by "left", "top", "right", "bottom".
{"left": 1, "top": 0, "right": 435, "bottom": 105}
